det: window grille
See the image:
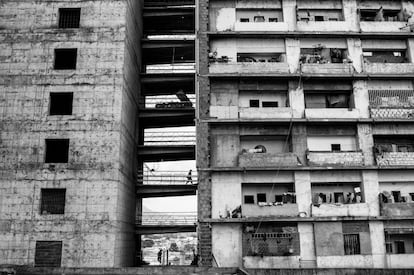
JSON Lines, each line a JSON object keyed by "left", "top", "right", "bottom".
{"left": 344, "top": 234, "right": 360, "bottom": 255}
{"left": 41, "top": 189, "right": 66, "bottom": 214}
{"left": 369, "top": 90, "right": 414, "bottom": 108}
{"left": 34, "top": 241, "right": 62, "bottom": 267}
{"left": 243, "top": 232, "right": 300, "bottom": 256}
{"left": 59, "top": 8, "right": 81, "bottom": 28}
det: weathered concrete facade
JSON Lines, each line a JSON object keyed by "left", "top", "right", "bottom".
{"left": 198, "top": 0, "right": 414, "bottom": 269}
{"left": 0, "top": 0, "right": 142, "bottom": 267}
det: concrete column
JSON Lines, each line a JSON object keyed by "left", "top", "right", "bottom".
{"left": 406, "top": 38, "right": 414, "bottom": 63}
{"left": 342, "top": 0, "right": 359, "bottom": 32}
{"left": 357, "top": 123, "right": 375, "bottom": 166}
{"left": 294, "top": 171, "right": 311, "bottom": 216}
{"left": 282, "top": 0, "right": 297, "bottom": 31}
{"left": 353, "top": 80, "right": 369, "bottom": 118}
{"left": 211, "top": 172, "right": 241, "bottom": 219}
{"left": 361, "top": 170, "right": 380, "bottom": 216}
{"left": 298, "top": 222, "right": 317, "bottom": 268}
{"left": 289, "top": 80, "right": 304, "bottom": 118}
{"left": 347, "top": 38, "right": 363, "bottom": 73}
{"left": 291, "top": 124, "right": 307, "bottom": 164}
{"left": 369, "top": 221, "right": 386, "bottom": 268}
{"left": 285, "top": 38, "right": 301, "bottom": 73}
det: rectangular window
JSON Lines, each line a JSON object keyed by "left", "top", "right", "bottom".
{"left": 344, "top": 234, "right": 361, "bottom": 255}
{"left": 54, "top": 49, "right": 77, "bottom": 70}
{"left": 269, "top": 18, "right": 278, "bottom": 22}
{"left": 257, "top": 193, "right": 267, "bottom": 203}
{"left": 240, "top": 18, "right": 249, "bottom": 22}
{"left": 262, "top": 101, "right": 278, "bottom": 108}
{"left": 58, "top": 8, "right": 81, "bottom": 28}
{"left": 41, "top": 189, "right": 66, "bottom": 215}
{"left": 34, "top": 241, "right": 62, "bottom": 267}
{"left": 49, "top": 92, "right": 73, "bottom": 115}
{"left": 45, "top": 139, "right": 70, "bottom": 163}
{"left": 244, "top": 195, "right": 254, "bottom": 204}
{"left": 395, "top": 241, "right": 405, "bottom": 254}
{"left": 249, "top": 99, "right": 260, "bottom": 108}
{"left": 331, "top": 144, "right": 341, "bottom": 151}
{"left": 315, "top": 16, "right": 324, "bottom": 21}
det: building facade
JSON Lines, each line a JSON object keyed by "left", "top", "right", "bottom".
{"left": 197, "top": 0, "right": 414, "bottom": 269}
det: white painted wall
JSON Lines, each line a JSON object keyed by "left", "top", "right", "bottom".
{"left": 212, "top": 224, "right": 243, "bottom": 267}
{"left": 307, "top": 136, "right": 357, "bottom": 151}
{"left": 211, "top": 172, "right": 242, "bottom": 219}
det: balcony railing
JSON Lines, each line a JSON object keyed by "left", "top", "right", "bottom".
{"left": 138, "top": 170, "right": 197, "bottom": 185}
{"left": 137, "top": 212, "right": 197, "bottom": 225}
{"left": 375, "top": 151, "right": 414, "bottom": 166}
{"left": 146, "top": 63, "right": 196, "bottom": 74}
{"left": 143, "top": 95, "right": 196, "bottom": 109}
{"left": 239, "top": 152, "right": 302, "bottom": 168}
{"left": 306, "top": 151, "right": 364, "bottom": 167}
{"left": 369, "top": 90, "right": 414, "bottom": 119}
{"left": 144, "top": 131, "right": 196, "bottom": 146}
{"left": 381, "top": 202, "right": 414, "bottom": 217}
{"left": 242, "top": 203, "right": 298, "bottom": 218}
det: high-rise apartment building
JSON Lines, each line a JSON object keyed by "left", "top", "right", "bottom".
{"left": 197, "top": 0, "right": 414, "bottom": 269}
{"left": 2, "top": 0, "right": 414, "bottom": 271}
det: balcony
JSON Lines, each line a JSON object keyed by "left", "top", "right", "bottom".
{"left": 300, "top": 63, "right": 355, "bottom": 75}
{"left": 242, "top": 203, "right": 298, "bottom": 218}
{"left": 305, "top": 108, "right": 360, "bottom": 119}
{"left": 312, "top": 203, "right": 370, "bottom": 217}
{"left": 239, "top": 107, "right": 293, "bottom": 119}
{"left": 363, "top": 62, "right": 414, "bottom": 75}
{"left": 239, "top": 152, "right": 302, "bottom": 168}
{"left": 368, "top": 90, "right": 414, "bottom": 119}
{"left": 360, "top": 21, "right": 410, "bottom": 33}
{"left": 209, "top": 61, "right": 289, "bottom": 74}
{"left": 375, "top": 152, "right": 414, "bottom": 166}
{"left": 306, "top": 151, "right": 364, "bottom": 167}
{"left": 381, "top": 202, "right": 414, "bottom": 217}
{"left": 234, "top": 21, "right": 288, "bottom": 32}
{"left": 297, "top": 21, "right": 351, "bottom": 32}
{"left": 370, "top": 108, "right": 414, "bottom": 119}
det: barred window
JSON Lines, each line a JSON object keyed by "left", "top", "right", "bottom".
{"left": 344, "top": 234, "right": 360, "bottom": 255}
{"left": 35, "top": 241, "right": 62, "bottom": 267}
{"left": 59, "top": 8, "right": 81, "bottom": 28}
{"left": 41, "top": 189, "right": 66, "bottom": 215}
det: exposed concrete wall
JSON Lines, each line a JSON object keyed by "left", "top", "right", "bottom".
{"left": 294, "top": 171, "right": 311, "bottom": 215}
{"left": 211, "top": 172, "right": 241, "bottom": 219}
{"left": 212, "top": 224, "right": 242, "bottom": 267}
{"left": 298, "top": 223, "right": 316, "bottom": 267}
{"left": 0, "top": 0, "right": 141, "bottom": 267}
{"left": 361, "top": 171, "right": 380, "bottom": 216}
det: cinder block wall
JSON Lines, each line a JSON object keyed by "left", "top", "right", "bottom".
{"left": 0, "top": 0, "right": 141, "bottom": 267}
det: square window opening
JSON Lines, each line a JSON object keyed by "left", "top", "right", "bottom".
{"left": 54, "top": 49, "right": 77, "bottom": 70}
{"left": 58, "top": 8, "right": 81, "bottom": 28}
{"left": 257, "top": 193, "right": 267, "bottom": 203}
{"left": 41, "top": 188, "right": 66, "bottom": 215}
{"left": 331, "top": 144, "right": 341, "bottom": 151}
{"left": 395, "top": 241, "right": 406, "bottom": 254}
{"left": 45, "top": 139, "right": 70, "bottom": 163}
{"left": 250, "top": 99, "right": 260, "bottom": 108}
{"left": 244, "top": 195, "right": 254, "bottom": 204}
{"left": 49, "top": 92, "right": 73, "bottom": 115}
{"left": 35, "top": 241, "right": 62, "bottom": 267}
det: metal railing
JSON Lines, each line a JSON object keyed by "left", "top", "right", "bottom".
{"left": 146, "top": 63, "right": 196, "bottom": 74}
{"left": 144, "top": 131, "right": 196, "bottom": 146}
{"left": 143, "top": 95, "right": 196, "bottom": 109}
{"left": 138, "top": 170, "right": 198, "bottom": 185}
{"left": 138, "top": 212, "right": 197, "bottom": 225}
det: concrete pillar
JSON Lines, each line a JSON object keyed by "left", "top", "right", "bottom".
{"left": 289, "top": 80, "right": 304, "bottom": 118}
{"left": 406, "top": 38, "right": 414, "bottom": 63}
{"left": 291, "top": 125, "right": 307, "bottom": 164}
{"left": 342, "top": 0, "right": 359, "bottom": 32}
{"left": 361, "top": 170, "right": 380, "bottom": 216}
{"left": 211, "top": 172, "right": 241, "bottom": 219}
{"left": 298, "top": 222, "right": 317, "bottom": 268}
{"left": 347, "top": 38, "right": 363, "bottom": 73}
{"left": 294, "top": 171, "right": 311, "bottom": 216}
{"left": 357, "top": 123, "right": 375, "bottom": 166}
{"left": 353, "top": 80, "right": 369, "bottom": 118}
{"left": 282, "top": 0, "right": 297, "bottom": 31}
{"left": 369, "top": 221, "right": 386, "bottom": 268}
{"left": 286, "top": 38, "right": 301, "bottom": 73}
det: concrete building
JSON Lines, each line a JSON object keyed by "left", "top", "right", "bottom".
{"left": 0, "top": 0, "right": 196, "bottom": 268}
{"left": 197, "top": 0, "right": 414, "bottom": 269}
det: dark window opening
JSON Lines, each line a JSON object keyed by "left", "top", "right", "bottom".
{"left": 334, "top": 192, "right": 345, "bottom": 203}
{"left": 392, "top": 191, "right": 402, "bottom": 203}
{"left": 257, "top": 193, "right": 267, "bottom": 203}
{"left": 275, "top": 195, "right": 283, "bottom": 203}
{"left": 54, "top": 49, "right": 77, "bottom": 70}
{"left": 49, "top": 93, "right": 73, "bottom": 115}
{"left": 240, "top": 18, "right": 249, "bottom": 22}
{"left": 315, "top": 16, "right": 324, "bottom": 21}
{"left": 45, "top": 139, "right": 70, "bottom": 163}
{"left": 329, "top": 18, "right": 339, "bottom": 21}
{"left": 410, "top": 193, "right": 414, "bottom": 201}
{"left": 344, "top": 234, "right": 361, "bottom": 255}
{"left": 269, "top": 18, "right": 278, "bottom": 22}
{"left": 58, "top": 8, "right": 81, "bottom": 28}
{"left": 386, "top": 242, "right": 393, "bottom": 253}
{"left": 331, "top": 144, "right": 341, "bottom": 151}
{"left": 244, "top": 195, "right": 254, "bottom": 204}
{"left": 262, "top": 101, "right": 278, "bottom": 108}
{"left": 41, "top": 189, "right": 66, "bottom": 215}
{"left": 250, "top": 99, "right": 260, "bottom": 108}
{"left": 254, "top": 16, "right": 265, "bottom": 22}
{"left": 35, "top": 241, "right": 62, "bottom": 267}
{"left": 395, "top": 241, "right": 406, "bottom": 254}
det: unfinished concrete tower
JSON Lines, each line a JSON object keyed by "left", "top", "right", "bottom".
{"left": 0, "top": 0, "right": 142, "bottom": 267}
{"left": 197, "top": 0, "right": 414, "bottom": 268}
